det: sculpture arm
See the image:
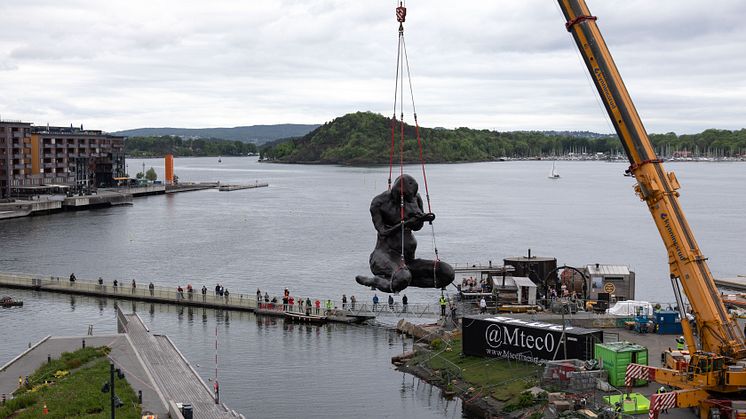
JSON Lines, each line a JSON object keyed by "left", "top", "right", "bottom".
{"left": 370, "top": 196, "right": 398, "bottom": 236}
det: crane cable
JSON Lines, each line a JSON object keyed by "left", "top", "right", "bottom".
{"left": 388, "top": 1, "right": 442, "bottom": 288}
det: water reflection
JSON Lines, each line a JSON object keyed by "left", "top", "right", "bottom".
{"left": 1, "top": 287, "right": 469, "bottom": 419}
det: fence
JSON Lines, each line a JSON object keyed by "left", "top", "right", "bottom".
{"left": 0, "top": 272, "right": 441, "bottom": 317}
{"left": 0, "top": 272, "right": 258, "bottom": 311}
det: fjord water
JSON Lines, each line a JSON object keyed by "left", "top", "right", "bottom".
{"left": 1, "top": 157, "right": 745, "bottom": 416}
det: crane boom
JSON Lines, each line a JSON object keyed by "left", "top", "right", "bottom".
{"left": 556, "top": 0, "right": 745, "bottom": 359}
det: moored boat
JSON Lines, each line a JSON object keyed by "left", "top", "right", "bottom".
{"left": 284, "top": 310, "right": 328, "bottom": 324}
{"left": 1, "top": 295, "right": 23, "bottom": 307}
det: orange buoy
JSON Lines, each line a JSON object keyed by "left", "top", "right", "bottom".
{"left": 43, "top": 402, "right": 48, "bottom": 414}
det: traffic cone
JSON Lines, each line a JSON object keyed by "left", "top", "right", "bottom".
{"left": 43, "top": 402, "right": 48, "bottom": 414}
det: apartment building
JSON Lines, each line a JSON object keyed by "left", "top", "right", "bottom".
{"left": 0, "top": 120, "right": 125, "bottom": 198}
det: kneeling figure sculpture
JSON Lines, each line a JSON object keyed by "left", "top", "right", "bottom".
{"left": 356, "top": 174, "right": 454, "bottom": 293}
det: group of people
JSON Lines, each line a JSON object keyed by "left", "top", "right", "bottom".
{"left": 459, "top": 276, "right": 490, "bottom": 293}
{"left": 214, "top": 284, "right": 229, "bottom": 298}
{"left": 255, "top": 288, "right": 335, "bottom": 316}
{"left": 547, "top": 285, "right": 579, "bottom": 302}
{"left": 340, "top": 294, "right": 358, "bottom": 310}
{"left": 66, "top": 274, "right": 457, "bottom": 320}
{"left": 371, "top": 293, "right": 409, "bottom": 312}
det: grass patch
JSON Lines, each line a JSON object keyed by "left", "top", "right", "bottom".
{"left": 2, "top": 347, "right": 141, "bottom": 419}
{"left": 421, "top": 337, "right": 541, "bottom": 406}
{"left": 25, "top": 346, "right": 110, "bottom": 387}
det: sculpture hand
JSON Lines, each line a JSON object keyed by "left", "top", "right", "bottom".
{"left": 420, "top": 212, "right": 435, "bottom": 223}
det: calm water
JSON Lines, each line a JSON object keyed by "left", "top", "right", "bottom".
{"left": 0, "top": 288, "right": 462, "bottom": 418}
{"left": 1, "top": 158, "right": 745, "bottom": 416}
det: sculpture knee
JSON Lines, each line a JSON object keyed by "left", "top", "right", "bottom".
{"left": 391, "top": 268, "right": 412, "bottom": 293}
{"left": 438, "top": 262, "right": 455, "bottom": 280}
{"left": 436, "top": 261, "right": 455, "bottom": 288}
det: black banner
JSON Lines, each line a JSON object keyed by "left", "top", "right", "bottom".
{"left": 462, "top": 316, "right": 603, "bottom": 363}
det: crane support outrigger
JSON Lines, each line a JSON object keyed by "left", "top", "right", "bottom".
{"left": 557, "top": 0, "right": 746, "bottom": 415}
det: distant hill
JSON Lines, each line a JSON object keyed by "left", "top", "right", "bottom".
{"left": 113, "top": 124, "right": 320, "bottom": 144}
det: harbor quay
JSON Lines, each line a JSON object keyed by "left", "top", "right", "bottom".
{"left": 0, "top": 182, "right": 222, "bottom": 220}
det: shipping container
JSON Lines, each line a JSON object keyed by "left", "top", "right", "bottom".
{"left": 595, "top": 342, "right": 648, "bottom": 387}
{"left": 654, "top": 310, "right": 683, "bottom": 335}
{"left": 462, "top": 315, "right": 603, "bottom": 363}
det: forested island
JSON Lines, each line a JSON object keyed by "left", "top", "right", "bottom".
{"left": 259, "top": 112, "right": 746, "bottom": 164}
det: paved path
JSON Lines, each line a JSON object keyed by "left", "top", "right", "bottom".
{"left": 121, "top": 313, "right": 238, "bottom": 419}
{"left": 0, "top": 311, "right": 242, "bottom": 418}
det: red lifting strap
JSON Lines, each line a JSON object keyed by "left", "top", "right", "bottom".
{"left": 565, "top": 15, "right": 597, "bottom": 31}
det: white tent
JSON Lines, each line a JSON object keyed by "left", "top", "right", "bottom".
{"left": 513, "top": 276, "right": 537, "bottom": 305}
{"left": 606, "top": 300, "right": 654, "bottom": 316}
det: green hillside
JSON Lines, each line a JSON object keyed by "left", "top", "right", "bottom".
{"left": 259, "top": 112, "right": 622, "bottom": 164}
{"left": 260, "top": 112, "right": 746, "bottom": 164}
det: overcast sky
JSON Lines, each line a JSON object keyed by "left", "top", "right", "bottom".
{"left": 1, "top": 0, "right": 745, "bottom": 134}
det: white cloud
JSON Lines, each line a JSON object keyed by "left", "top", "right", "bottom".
{"left": 0, "top": 0, "right": 744, "bottom": 133}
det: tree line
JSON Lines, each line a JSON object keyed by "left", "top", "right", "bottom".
{"left": 125, "top": 136, "right": 258, "bottom": 157}
{"left": 260, "top": 112, "right": 746, "bottom": 164}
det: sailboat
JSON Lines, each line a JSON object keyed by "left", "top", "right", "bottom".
{"left": 548, "top": 161, "right": 560, "bottom": 179}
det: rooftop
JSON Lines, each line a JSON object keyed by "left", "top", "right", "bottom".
{"left": 586, "top": 264, "right": 631, "bottom": 276}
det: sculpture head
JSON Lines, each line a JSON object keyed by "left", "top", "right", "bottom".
{"left": 391, "top": 174, "right": 418, "bottom": 200}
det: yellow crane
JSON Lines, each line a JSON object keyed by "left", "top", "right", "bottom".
{"left": 557, "top": 0, "right": 746, "bottom": 416}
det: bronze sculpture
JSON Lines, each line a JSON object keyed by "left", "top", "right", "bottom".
{"left": 356, "top": 174, "right": 454, "bottom": 292}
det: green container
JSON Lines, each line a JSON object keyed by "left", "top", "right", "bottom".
{"left": 595, "top": 342, "right": 648, "bottom": 387}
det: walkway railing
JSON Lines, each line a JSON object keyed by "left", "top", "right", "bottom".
{"left": 0, "top": 272, "right": 441, "bottom": 317}
{"left": 258, "top": 301, "right": 440, "bottom": 318}
{"left": 0, "top": 272, "right": 258, "bottom": 311}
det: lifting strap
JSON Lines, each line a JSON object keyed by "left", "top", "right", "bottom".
{"left": 387, "top": 1, "right": 442, "bottom": 287}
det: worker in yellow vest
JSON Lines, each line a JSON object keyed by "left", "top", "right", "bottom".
{"left": 675, "top": 336, "right": 685, "bottom": 351}
{"left": 439, "top": 295, "right": 447, "bottom": 317}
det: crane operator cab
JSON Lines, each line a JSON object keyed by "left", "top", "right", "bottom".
{"left": 686, "top": 352, "right": 725, "bottom": 387}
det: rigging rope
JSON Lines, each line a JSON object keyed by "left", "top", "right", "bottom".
{"left": 388, "top": 2, "right": 442, "bottom": 288}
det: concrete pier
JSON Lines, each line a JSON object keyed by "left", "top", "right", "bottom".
{"left": 218, "top": 182, "right": 269, "bottom": 191}
{"left": 0, "top": 190, "right": 133, "bottom": 219}
{"left": 62, "top": 190, "right": 133, "bottom": 208}
{"left": 166, "top": 183, "right": 219, "bottom": 193}
{"left": 117, "top": 310, "right": 242, "bottom": 418}
{"left": 714, "top": 277, "right": 746, "bottom": 292}
{"left": 0, "top": 198, "right": 62, "bottom": 219}
{"left": 0, "top": 183, "right": 218, "bottom": 220}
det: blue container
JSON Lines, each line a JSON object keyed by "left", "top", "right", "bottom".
{"left": 655, "top": 310, "right": 683, "bottom": 334}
